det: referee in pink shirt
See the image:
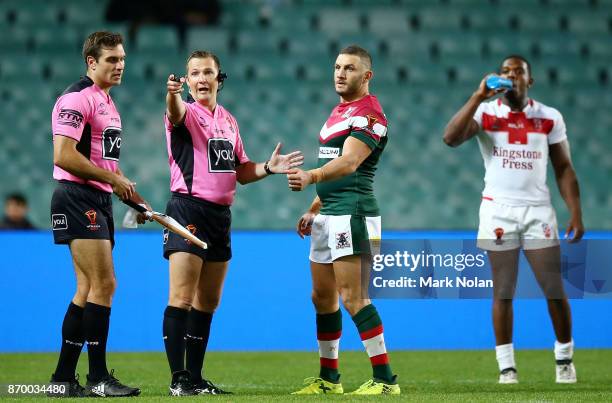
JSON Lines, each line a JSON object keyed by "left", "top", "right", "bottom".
{"left": 162, "top": 50, "right": 303, "bottom": 395}
{"left": 49, "top": 31, "right": 143, "bottom": 397}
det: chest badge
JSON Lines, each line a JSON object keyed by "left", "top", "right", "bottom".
{"left": 341, "top": 106, "right": 356, "bottom": 119}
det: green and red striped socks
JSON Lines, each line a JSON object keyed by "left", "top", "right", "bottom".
{"left": 352, "top": 304, "right": 394, "bottom": 384}
{"left": 316, "top": 310, "right": 342, "bottom": 383}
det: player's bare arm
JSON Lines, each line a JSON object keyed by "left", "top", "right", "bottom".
{"left": 443, "top": 74, "right": 504, "bottom": 147}
{"left": 550, "top": 140, "right": 584, "bottom": 242}
{"left": 287, "top": 136, "right": 371, "bottom": 191}
{"left": 53, "top": 135, "right": 134, "bottom": 199}
{"left": 236, "top": 142, "right": 304, "bottom": 184}
{"left": 296, "top": 196, "right": 321, "bottom": 238}
{"left": 166, "top": 74, "right": 187, "bottom": 125}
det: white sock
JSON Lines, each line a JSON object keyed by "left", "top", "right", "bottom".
{"left": 495, "top": 343, "right": 516, "bottom": 371}
{"left": 554, "top": 339, "right": 574, "bottom": 361}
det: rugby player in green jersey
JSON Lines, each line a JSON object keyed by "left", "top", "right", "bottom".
{"left": 287, "top": 46, "right": 399, "bottom": 395}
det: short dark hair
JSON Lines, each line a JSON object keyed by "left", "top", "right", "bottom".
{"left": 5, "top": 193, "right": 27, "bottom": 205}
{"left": 339, "top": 45, "right": 372, "bottom": 69}
{"left": 186, "top": 50, "right": 222, "bottom": 73}
{"left": 500, "top": 54, "right": 531, "bottom": 77}
{"left": 82, "top": 31, "right": 123, "bottom": 66}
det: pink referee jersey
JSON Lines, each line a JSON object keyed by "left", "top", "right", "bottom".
{"left": 473, "top": 98, "right": 567, "bottom": 206}
{"left": 164, "top": 99, "right": 249, "bottom": 206}
{"left": 51, "top": 76, "right": 122, "bottom": 193}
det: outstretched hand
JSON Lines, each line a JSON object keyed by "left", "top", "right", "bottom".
{"left": 267, "top": 143, "right": 304, "bottom": 174}
{"left": 167, "top": 74, "right": 185, "bottom": 95}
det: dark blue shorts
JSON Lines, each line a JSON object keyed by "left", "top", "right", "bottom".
{"left": 50, "top": 180, "right": 114, "bottom": 247}
{"left": 163, "top": 192, "right": 232, "bottom": 262}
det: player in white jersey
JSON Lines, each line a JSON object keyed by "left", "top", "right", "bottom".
{"left": 443, "top": 55, "right": 584, "bottom": 384}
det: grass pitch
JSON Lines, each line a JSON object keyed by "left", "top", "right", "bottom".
{"left": 0, "top": 350, "right": 611, "bottom": 401}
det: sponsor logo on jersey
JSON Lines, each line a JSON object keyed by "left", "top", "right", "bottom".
{"left": 494, "top": 227, "right": 504, "bottom": 245}
{"left": 57, "top": 108, "right": 84, "bottom": 128}
{"left": 52, "top": 214, "right": 68, "bottom": 230}
{"left": 98, "top": 102, "right": 108, "bottom": 115}
{"left": 208, "top": 138, "right": 236, "bottom": 173}
{"left": 319, "top": 147, "right": 340, "bottom": 159}
{"left": 341, "top": 106, "right": 356, "bottom": 119}
{"left": 533, "top": 118, "right": 543, "bottom": 131}
{"left": 507, "top": 121, "right": 525, "bottom": 130}
{"left": 85, "top": 209, "right": 101, "bottom": 231}
{"left": 492, "top": 146, "right": 542, "bottom": 170}
{"left": 102, "top": 126, "right": 122, "bottom": 161}
{"left": 366, "top": 114, "right": 378, "bottom": 130}
{"left": 335, "top": 232, "right": 352, "bottom": 250}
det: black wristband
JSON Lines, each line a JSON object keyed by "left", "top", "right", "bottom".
{"left": 264, "top": 160, "right": 274, "bottom": 175}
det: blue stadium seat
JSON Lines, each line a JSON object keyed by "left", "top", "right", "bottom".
{"left": 47, "top": 57, "right": 86, "bottom": 82}
{"left": 62, "top": 0, "right": 107, "bottom": 26}
{"left": 265, "top": 7, "right": 315, "bottom": 32}
{"left": 367, "top": 8, "right": 410, "bottom": 35}
{"left": 285, "top": 31, "right": 331, "bottom": 57}
{"left": 537, "top": 33, "right": 581, "bottom": 59}
{"left": 435, "top": 33, "right": 483, "bottom": 60}
{"left": 317, "top": 8, "right": 365, "bottom": 34}
{"left": 418, "top": 7, "right": 465, "bottom": 32}
{"left": 235, "top": 30, "right": 282, "bottom": 55}
{"left": 219, "top": 1, "right": 260, "bottom": 29}
{"left": 485, "top": 35, "right": 534, "bottom": 60}
{"left": 136, "top": 26, "right": 180, "bottom": 52}
{"left": 1, "top": 0, "right": 60, "bottom": 26}
{"left": 186, "top": 27, "right": 231, "bottom": 54}
{"left": 406, "top": 63, "right": 448, "bottom": 85}
{"left": 569, "top": 10, "right": 612, "bottom": 35}
{"left": 332, "top": 33, "right": 383, "bottom": 58}
{"left": 588, "top": 35, "right": 612, "bottom": 62}
{"left": 385, "top": 33, "right": 432, "bottom": 60}
{"left": 511, "top": 10, "right": 563, "bottom": 33}
{"left": 0, "top": 26, "right": 30, "bottom": 51}
{"left": 466, "top": 8, "right": 509, "bottom": 33}
{"left": 31, "top": 26, "right": 82, "bottom": 53}
{"left": 0, "top": 53, "right": 44, "bottom": 81}
{"left": 122, "top": 52, "right": 184, "bottom": 81}
{"left": 546, "top": 0, "right": 592, "bottom": 6}
{"left": 450, "top": 62, "right": 496, "bottom": 85}
{"left": 223, "top": 54, "right": 290, "bottom": 82}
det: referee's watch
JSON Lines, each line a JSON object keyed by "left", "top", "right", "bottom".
{"left": 264, "top": 160, "right": 274, "bottom": 175}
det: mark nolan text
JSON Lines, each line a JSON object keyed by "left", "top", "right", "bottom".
{"left": 372, "top": 276, "right": 493, "bottom": 288}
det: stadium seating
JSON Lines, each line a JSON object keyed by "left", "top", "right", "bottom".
{"left": 1, "top": 0, "right": 610, "bottom": 229}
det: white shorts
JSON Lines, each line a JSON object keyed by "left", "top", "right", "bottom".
{"left": 309, "top": 214, "right": 381, "bottom": 264}
{"left": 477, "top": 199, "right": 560, "bottom": 251}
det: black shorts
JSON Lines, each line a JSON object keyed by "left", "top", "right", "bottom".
{"left": 50, "top": 180, "right": 115, "bottom": 247}
{"left": 163, "top": 192, "right": 232, "bottom": 262}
